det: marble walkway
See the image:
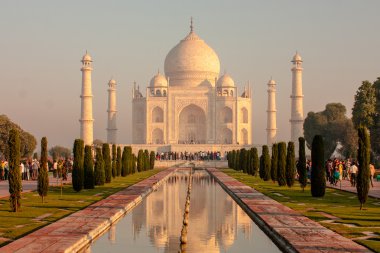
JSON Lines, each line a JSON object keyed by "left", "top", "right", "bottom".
{"left": 1, "top": 168, "right": 176, "bottom": 253}
{"left": 328, "top": 179, "right": 380, "bottom": 199}
{"left": 207, "top": 168, "right": 372, "bottom": 253}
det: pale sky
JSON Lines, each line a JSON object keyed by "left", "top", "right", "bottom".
{"left": 1, "top": 1, "right": 379, "bottom": 150}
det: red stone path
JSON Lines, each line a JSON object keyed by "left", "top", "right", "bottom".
{"left": 1, "top": 168, "right": 176, "bottom": 253}
{"left": 207, "top": 168, "right": 372, "bottom": 253}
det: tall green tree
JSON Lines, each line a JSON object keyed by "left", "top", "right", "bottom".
{"left": 8, "top": 129, "right": 21, "bottom": 212}
{"left": 121, "top": 147, "right": 128, "bottom": 177}
{"left": 251, "top": 148, "right": 259, "bottom": 176}
{"left": 240, "top": 149, "right": 248, "bottom": 173}
{"left": 277, "top": 142, "right": 287, "bottom": 186}
{"left": 0, "top": 115, "right": 37, "bottom": 158}
{"left": 231, "top": 150, "right": 236, "bottom": 170}
{"left": 352, "top": 81, "right": 376, "bottom": 129}
{"left": 270, "top": 143, "right": 278, "bottom": 182}
{"left": 371, "top": 77, "right": 380, "bottom": 155}
{"left": 72, "top": 139, "right": 84, "bottom": 192}
{"left": 102, "top": 144, "right": 112, "bottom": 183}
{"left": 132, "top": 154, "right": 137, "bottom": 173}
{"left": 311, "top": 135, "right": 325, "bottom": 197}
{"left": 94, "top": 147, "right": 105, "bottom": 186}
{"left": 137, "top": 149, "right": 144, "bottom": 172}
{"left": 144, "top": 149, "right": 150, "bottom": 171}
{"left": 83, "top": 145, "right": 95, "bottom": 189}
{"left": 112, "top": 144, "right": 117, "bottom": 178}
{"left": 125, "top": 146, "right": 133, "bottom": 174}
{"left": 116, "top": 146, "right": 122, "bottom": 176}
{"left": 261, "top": 145, "right": 271, "bottom": 181}
{"left": 49, "top": 145, "right": 71, "bottom": 160}
{"left": 235, "top": 150, "right": 240, "bottom": 171}
{"left": 246, "top": 149, "right": 252, "bottom": 175}
{"left": 38, "top": 137, "right": 49, "bottom": 203}
{"left": 357, "top": 126, "right": 371, "bottom": 210}
{"left": 286, "top": 142, "right": 296, "bottom": 187}
{"left": 150, "top": 151, "right": 155, "bottom": 170}
{"left": 304, "top": 103, "right": 357, "bottom": 158}
{"left": 298, "top": 137, "right": 307, "bottom": 191}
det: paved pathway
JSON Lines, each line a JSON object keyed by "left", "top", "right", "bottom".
{"left": 328, "top": 178, "right": 380, "bottom": 199}
{"left": 207, "top": 168, "right": 371, "bottom": 253}
{"left": 0, "top": 168, "right": 175, "bottom": 253}
{"left": 0, "top": 175, "right": 72, "bottom": 199}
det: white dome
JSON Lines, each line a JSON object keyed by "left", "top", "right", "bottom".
{"left": 164, "top": 28, "right": 220, "bottom": 87}
{"left": 217, "top": 73, "right": 235, "bottom": 87}
{"left": 150, "top": 72, "right": 168, "bottom": 87}
{"left": 82, "top": 52, "right": 92, "bottom": 62}
{"left": 292, "top": 52, "right": 302, "bottom": 62}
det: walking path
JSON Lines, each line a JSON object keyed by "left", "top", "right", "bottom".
{"left": 328, "top": 179, "right": 380, "bottom": 199}
{"left": 0, "top": 175, "right": 72, "bottom": 199}
{"left": 207, "top": 168, "right": 371, "bottom": 253}
{"left": 0, "top": 168, "right": 175, "bottom": 253}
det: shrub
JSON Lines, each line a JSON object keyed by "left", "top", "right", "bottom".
{"left": 38, "top": 137, "right": 49, "bottom": 202}
{"left": 8, "top": 129, "right": 21, "bottom": 211}
{"left": 357, "top": 126, "right": 370, "bottom": 210}
{"left": 277, "top": 142, "right": 287, "bottom": 186}
{"left": 150, "top": 151, "right": 155, "bottom": 170}
{"left": 286, "top": 142, "right": 296, "bottom": 187}
{"left": 83, "top": 145, "right": 95, "bottom": 189}
{"left": 121, "top": 147, "right": 128, "bottom": 177}
{"left": 270, "top": 143, "right": 278, "bottom": 182}
{"left": 261, "top": 145, "right": 271, "bottom": 181}
{"left": 240, "top": 149, "right": 248, "bottom": 173}
{"left": 137, "top": 149, "right": 144, "bottom": 172}
{"left": 72, "top": 139, "right": 84, "bottom": 192}
{"left": 116, "top": 146, "right": 122, "bottom": 176}
{"left": 251, "top": 148, "right": 259, "bottom": 176}
{"left": 311, "top": 135, "right": 325, "bottom": 197}
{"left": 144, "top": 149, "right": 150, "bottom": 171}
{"left": 102, "top": 144, "right": 112, "bottom": 183}
{"left": 94, "top": 147, "right": 105, "bottom": 185}
{"left": 112, "top": 144, "right": 116, "bottom": 178}
{"left": 298, "top": 137, "right": 307, "bottom": 191}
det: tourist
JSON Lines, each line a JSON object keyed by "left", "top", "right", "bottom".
{"left": 349, "top": 161, "right": 358, "bottom": 187}
{"left": 370, "top": 163, "right": 375, "bottom": 188}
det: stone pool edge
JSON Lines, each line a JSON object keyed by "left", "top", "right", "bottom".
{"left": 206, "top": 168, "right": 372, "bottom": 253}
{"left": 1, "top": 167, "right": 178, "bottom": 253}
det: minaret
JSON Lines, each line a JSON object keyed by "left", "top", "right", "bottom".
{"left": 79, "top": 52, "right": 94, "bottom": 146}
{"left": 290, "top": 52, "right": 304, "bottom": 143}
{"left": 267, "top": 79, "right": 277, "bottom": 146}
{"left": 107, "top": 79, "right": 117, "bottom": 144}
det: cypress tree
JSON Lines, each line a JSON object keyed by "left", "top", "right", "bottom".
{"left": 240, "top": 149, "right": 248, "bottom": 173}
{"left": 231, "top": 150, "right": 236, "bottom": 169}
{"left": 121, "top": 147, "right": 128, "bottom": 177}
{"left": 126, "top": 146, "right": 133, "bottom": 174}
{"left": 235, "top": 150, "right": 240, "bottom": 171}
{"left": 286, "top": 142, "right": 296, "bottom": 187}
{"left": 298, "top": 137, "right": 307, "bottom": 191}
{"left": 111, "top": 144, "right": 116, "bottom": 178}
{"left": 102, "top": 144, "right": 112, "bottom": 183}
{"left": 259, "top": 154, "right": 264, "bottom": 179}
{"left": 270, "top": 143, "right": 278, "bottom": 182}
{"left": 150, "top": 151, "right": 155, "bottom": 170}
{"left": 94, "top": 147, "right": 105, "bottom": 185}
{"left": 137, "top": 149, "right": 144, "bottom": 172}
{"left": 251, "top": 148, "right": 259, "bottom": 176}
{"left": 277, "top": 142, "right": 287, "bottom": 186}
{"left": 8, "top": 129, "right": 21, "bottom": 212}
{"left": 246, "top": 149, "right": 252, "bottom": 175}
{"left": 72, "top": 139, "right": 84, "bottom": 192}
{"left": 132, "top": 154, "right": 137, "bottom": 173}
{"left": 262, "top": 145, "right": 271, "bottom": 181}
{"left": 38, "top": 137, "right": 49, "bottom": 203}
{"left": 311, "top": 135, "right": 325, "bottom": 197}
{"left": 83, "top": 145, "right": 95, "bottom": 189}
{"left": 357, "top": 126, "right": 370, "bottom": 210}
{"left": 144, "top": 149, "right": 150, "bottom": 171}
{"left": 116, "top": 146, "right": 122, "bottom": 176}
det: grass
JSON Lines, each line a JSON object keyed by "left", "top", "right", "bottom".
{"left": 221, "top": 168, "right": 380, "bottom": 253}
{"left": 0, "top": 169, "right": 162, "bottom": 246}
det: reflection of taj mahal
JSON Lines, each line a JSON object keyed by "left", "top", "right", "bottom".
{"left": 132, "top": 20, "right": 252, "bottom": 145}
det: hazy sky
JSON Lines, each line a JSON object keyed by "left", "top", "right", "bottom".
{"left": 1, "top": 1, "right": 379, "bottom": 150}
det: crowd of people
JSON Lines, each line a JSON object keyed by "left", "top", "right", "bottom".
{"left": 155, "top": 151, "right": 223, "bottom": 161}
{"left": 0, "top": 158, "right": 73, "bottom": 181}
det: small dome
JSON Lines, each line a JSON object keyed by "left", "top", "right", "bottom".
{"left": 108, "top": 79, "right": 116, "bottom": 85}
{"left": 217, "top": 73, "right": 235, "bottom": 87}
{"left": 292, "top": 52, "right": 302, "bottom": 62}
{"left": 268, "top": 79, "right": 276, "bottom": 85}
{"left": 150, "top": 72, "right": 168, "bottom": 87}
{"left": 82, "top": 52, "right": 92, "bottom": 62}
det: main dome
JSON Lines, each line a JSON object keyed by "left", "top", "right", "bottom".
{"left": 164, "top": 26, "right": 220, "bottom": 87}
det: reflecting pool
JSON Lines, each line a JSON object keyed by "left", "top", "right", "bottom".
{"left": 87, "top": 169, "right": 280, "bottom": 253}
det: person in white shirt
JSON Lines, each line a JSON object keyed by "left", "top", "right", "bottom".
{"left": 349, "top": 162, "right": 358, "bottom": 187}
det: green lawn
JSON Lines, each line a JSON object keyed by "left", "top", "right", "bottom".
{"left": 0, "top": 169, "right": 162, "bottom": 246}
{"left": 221, "top": 168, "right": 380, "bottom": 253}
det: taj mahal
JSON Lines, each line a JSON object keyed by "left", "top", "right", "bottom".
{"left": 78, "top": 19, "right": 304, "bottom": 153}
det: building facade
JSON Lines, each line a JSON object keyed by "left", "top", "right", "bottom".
{"left": 132, "top": 23, "right": 252, "bottom": 145}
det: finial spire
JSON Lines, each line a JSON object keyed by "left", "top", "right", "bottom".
{"left": 190, "top": 17, "right": 193, "bottom": 32}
